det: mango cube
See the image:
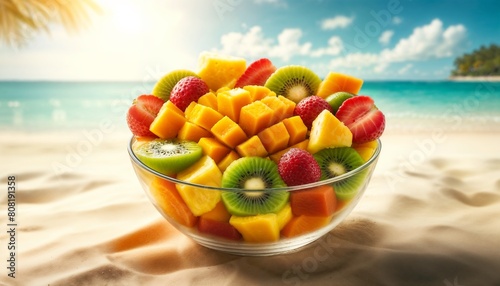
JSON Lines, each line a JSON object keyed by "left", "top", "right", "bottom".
{"left": 239, "top": 100, "right": 274, "bottom": 136}
{"left": 150, "top": 101, "right": 186, "bottom": 139}
{"left": 211, "top": 116, "right": 248, "bottom": 148}
{"left": 236, "top": 135, "right": 268, "bottom": 157}
{"left": 198, "top": 137, "right": 231, "bottom": 163}
{"left": 217, "top": 150, "right": 240, "bottom": 172}
{"left": 198, "top": 92, "right": 218, "bottom": 110}
{"left": 316, "top": 72, "right": 363, "bottom": 99}
{"left": 258, "top": 122, "right": 290, "bottom": 154}
{"left": 229, "top": 213, "right": 280, "bottom": 243}
{"left": 177, "top": 121, "right": 212, "bottom": 142}
{"left": 282, "top": 116, "right": 308, "bottom": 146}
{"left": 217, "top": 88, "right": 252, "bottom": 122}
{"left": 186, "top": 103, "right": 224, "bottom": 131}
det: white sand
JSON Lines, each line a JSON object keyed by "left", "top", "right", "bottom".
{"left": 1, "top": 129, "right": 500, "bottom": 285}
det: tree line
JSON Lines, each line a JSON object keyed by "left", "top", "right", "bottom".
{"left": 451, "top": 44, "right": 500, "bottom": 76}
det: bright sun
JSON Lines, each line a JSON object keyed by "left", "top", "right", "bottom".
{"left": 105, "top": 1, "right": 144, "bottom": 34}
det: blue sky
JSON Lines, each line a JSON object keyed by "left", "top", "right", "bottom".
{"left": 0, "top": 0, "right": 498, "bottom": 81}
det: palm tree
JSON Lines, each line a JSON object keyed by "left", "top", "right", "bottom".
{"left": 0, "top": 0, "right": 100, "bottom": 46}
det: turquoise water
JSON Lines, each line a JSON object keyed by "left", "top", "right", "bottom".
{"left": 1, "top": 81, "right": 499, "bottom": 132}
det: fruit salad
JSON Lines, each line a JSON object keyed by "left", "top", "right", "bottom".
{"left": 127, "top": 52, "right": 385, "bottom": 244}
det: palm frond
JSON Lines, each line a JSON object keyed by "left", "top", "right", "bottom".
{"left": 0, "top": 0, "right": 101, "bottom": 46}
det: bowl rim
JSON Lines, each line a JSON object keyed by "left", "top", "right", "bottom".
{"left": 128, "top": 136, "right": 381, "bottom": 192}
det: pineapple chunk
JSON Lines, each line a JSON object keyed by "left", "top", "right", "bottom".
{"left": 308, "top": 110, "right": 352, "bottom": 154}
{"left": 197, "top": 52, "right": 247, "bottom": 91}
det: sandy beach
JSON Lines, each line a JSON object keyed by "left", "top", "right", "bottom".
{"left": 1, "top": 127, "right": 500, "bottom": 286}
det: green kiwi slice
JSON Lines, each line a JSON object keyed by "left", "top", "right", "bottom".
{"left": 313, "top": 147, "right": 366, "bottom": 201}
{"left": 264, "top": 65, "right": 322, "bottom": 103}
{"left": 325, "top": 91, "right": 354, "bottom": 114}
{"left": 152, "top": 70, "right": 198, "bottom": 101}
{"left": 134, "top": 138, "right": 203, "bottom": 176}
{"left": 221, "top": 157, "right": 289, "bottom": 216}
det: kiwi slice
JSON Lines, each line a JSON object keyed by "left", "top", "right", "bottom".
{"left": 325, "top": 91, "right": 354, "bottom": 114}
{"left": 134, "top": 138, "right": 202, "bottom": 175}
{"left": 313, "top": 147, "right": 366, "bottom": 201}
{"left": 152, "top": 70, "right": 198, "bottom": 101}
{"left": 221, "top": 157, "right": 289, "bottom": 216}
{"left": 264, "top": 65, "right": 322, "bottom": 103}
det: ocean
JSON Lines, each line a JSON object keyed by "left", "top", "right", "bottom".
{"left": 1, "top": 81, "right": 500, "bottom": 133}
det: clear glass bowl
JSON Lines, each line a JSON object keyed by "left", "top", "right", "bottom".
{"left": 128, "top": 137, "right": 381, "bottom": 256}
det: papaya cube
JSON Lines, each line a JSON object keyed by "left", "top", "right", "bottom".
{"left": 198, "top": 92, "right": 218, "bottom": 110}
{"left": 229, "top": 213, "right": 280, "bottom": 243}
{"left": 198, "top": 137, "right": 231, "bottom": 163}
{"left": 217, "top": 88, "right": 252, "bottom": 122}
{"left": 269, "top": 139, "right": 309, "bottom": 164}
{"left": 282, "top": 116, "right": 308, "bottom": 146}
{"left": 243, "top": 85, "right": 274, "bottom": 101}
{"left": 290, "top": 185, "right": 336, "bottom": 217}
{"left": 186, "top": 103, "right": 224, "bottom": 131}
{"left": 198, "top": 217, "right": 242, "bottom": 241}
{"left": 236, "top": 135, "right": 268, "bottom": 158}
{"left": 281, "top": 215, "right": 333, "bottom": 238}
{"left": 150, "top": 177, "right": 198, "bottom": 227}
{"left": 308, "top": 110, "right": 352, "bottom": 154}
{"left": 150, "top": 100, "right": 186, "bottom": 139}
{"left": 211, "top": 116, "right": 248, "bottom": 149}
{"left": 176, "top": 156, "right": 222, "bottom": 216}
{"left": 177, "top": 121, "right": 212, "bottom": 142}
{"left": 316, "top": 72, "right": 364, "bottom": 99}
{"left": 260, "top": 96, "right": 287, "bottom": 125}
{"left": 277, "top": 95, "right": 296, "bottom": 120}
{"left": 258, "top": 122, "right": 290, "bottom": 154}
{"left": 217, "top": 150, "right": 240, "bottom": 172}
{"left": 239, "top": 100, "right": 274, "bottom": 136}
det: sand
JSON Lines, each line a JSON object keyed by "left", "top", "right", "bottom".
{"left": 1, "top": 129, "right": 500, "bottom": 286}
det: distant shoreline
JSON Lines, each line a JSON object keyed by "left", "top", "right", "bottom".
{"left": 448, "top": 76, "right": 500, "bottom": 82}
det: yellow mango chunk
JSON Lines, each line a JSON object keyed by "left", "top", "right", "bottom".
{"left": 198, "top": 92, "right": 218, "bottom": 110}
{"left": 177, "top": 121, "right": 212, "bottom": 142}
{"left": 260, "top": 96, "right": 287, "bottom": 125}
{"left": 243, "top": 85, "right": 275, "bottom": 101}
{"left": 198, "top": 137, "right": 231, "bottom": 163}
{"left": 239, "top": 100, "right": 274, "bottom": 137}
{"left": 352, "top": 140, "right": 378, "bottom": 162}
{"left": 308, "top": 110, "right": 352, "bottom": 154}
{"left": 229, "top": 213, "right": 280, "bottom": 243}
{"left": 150, "top": 101, "right": 186, "bottom": 139}
{"left": 217, "top": 150, "right": 240, "bottom": 172}
{"left": 282, "top": 116, "right": 308, "bottom": 146}
{"left": 269, "top": 139, "right": 309, "bottom": 164}
{"left": 276, "top": 203, "right": 293, "bottom": 230}
{"left": 217, "top": 88, "right": 252, "bottom": 122}
{"left": 211, "top": 116, "right": 248, "bottom": 149}
{"left": 316, "top": 72, "right": 364, "bottom": 99}
{"left": 186, "top": 103, "right": 224, "bottom": 131}
{"left": 277, "top": 95, "right": 296, "bottom": 121}
{"left": 258, "top": 122, "right": 290, "bottom": 154}
{"left": 236, "top": 135, "right": 268, "bottom": 157}
{"left": 176, "top": 156, "right": 222, "bottom": 216}
{"left": 197, "top": 52, "right": 247, "bottom": 91}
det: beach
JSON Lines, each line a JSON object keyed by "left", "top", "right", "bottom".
{"left": 1, "top": 127, "right": 500, "bottom": 286}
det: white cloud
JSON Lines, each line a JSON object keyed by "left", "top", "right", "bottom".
{"left": 311, "top": 36, "right": 343, "bottom": 57}
{"left": 216, "top": 26, "right": 312, "bottom": 61}
{"left": 398, "top": 63, "right": 413, "bottom": 75}
{"left": 392, "top": 16, "right": 403, "bottom": 25}
{"left": 321, "top": 15, "right": 354, "bottom": 30}
{"left": 330, "top": 19, "right": 467, "bottom": 73}
{"left": 379, "top": 30, "right": 394, "bottom": 45}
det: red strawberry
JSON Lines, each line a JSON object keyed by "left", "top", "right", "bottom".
{"left": 294, "top": 96, "right": 333, "bottom": 129}
{"left": 335, "top": 95, "right": 385, "bottom": 144}
{"left": 278, "top": 148, "right": 321, "bottom": 186}
{"left": 170, "top": 76, "right": 209, "bottom": 111}
{"left": 235, "top": 58, "right": 277, "bottom": 88}
{"left": 126, "top": 94, "right": 164, "bottom": 137}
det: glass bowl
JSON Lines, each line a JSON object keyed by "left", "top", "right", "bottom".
{"left": 128, "top": 137, "right": 381, "bottom": 256}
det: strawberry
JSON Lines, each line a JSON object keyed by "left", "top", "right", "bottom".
{"left": 126, "top": 94, "right": 164, "bottom": 137}
{"left": 335, "top": 95, "right": 385, "bottom": 144}
{"left": 170, "top": 76, "right": 209, "bottom": 111}
{"left": 278, "top": 148, "right": 321, "bottom": 186}
{"left": 234, "top": 58, "right": 277, "bottom": 88}
{"left": 293, "top": 96, "right": 333, "bottom": 129}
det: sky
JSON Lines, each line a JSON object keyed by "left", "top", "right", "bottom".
{"left": 0, "top": 0, "right": 499, "bottom": 81}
